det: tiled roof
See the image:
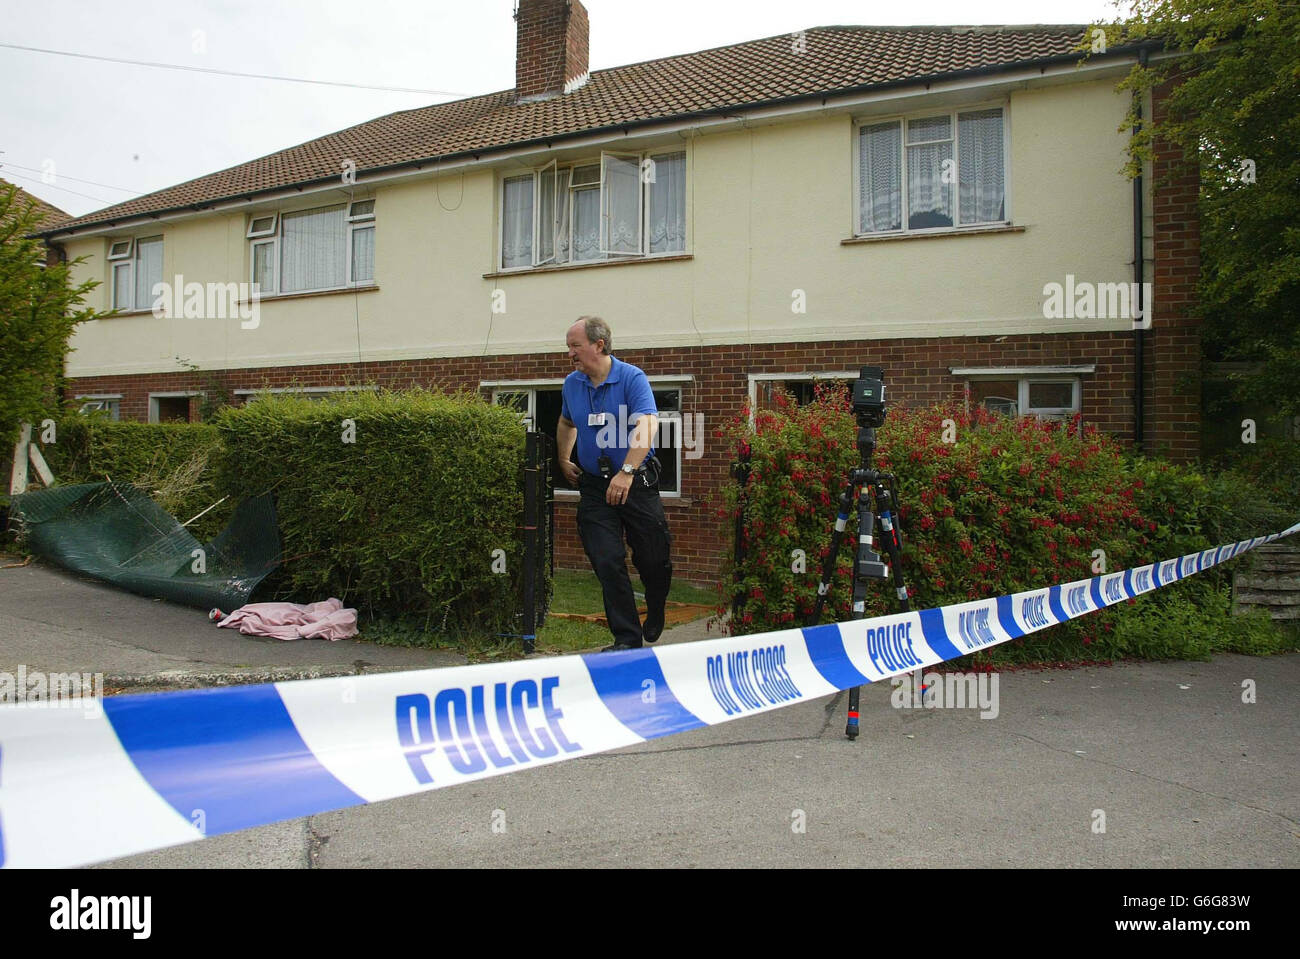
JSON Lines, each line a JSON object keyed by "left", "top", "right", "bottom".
{"left": 48, "top": 24, "right": 1103, "bottom": 235}
{"left": 2, "top": 177, "right": 71, "bottom": 230}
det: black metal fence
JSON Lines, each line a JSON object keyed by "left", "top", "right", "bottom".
{"left": 519, "top": 431, "right": 556, "bottom": 652}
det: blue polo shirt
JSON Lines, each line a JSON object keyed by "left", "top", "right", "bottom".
{"left": 560, "top": 356, "right": 657, "bottom": 476}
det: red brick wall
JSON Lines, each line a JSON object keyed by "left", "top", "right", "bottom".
{"left": 515, "top": 0, "right": 589, "bottom": 99}
{"left": 67, "top": 329, "right": 1160, "bottom": 584}
{"left": 1147, "top": 78, "right": 1202, "bottom": 461}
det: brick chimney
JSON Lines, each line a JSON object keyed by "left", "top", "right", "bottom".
{"left": 515, "top": 0, "right": 589, "bottom": 102}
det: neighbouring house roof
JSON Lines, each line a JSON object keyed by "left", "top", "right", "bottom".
{"left": 1, "top": 177, "right": 71, "bottom": 231}
{"left": 45, "top": 24, "right": 1136, "bottom": 237}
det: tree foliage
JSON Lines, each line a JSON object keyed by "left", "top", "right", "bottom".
{"left": 0, "top": 184, "right": 102, "bottom": 448}
{"left": 1105, "top": 0, "right": 1300, "bottom": 414}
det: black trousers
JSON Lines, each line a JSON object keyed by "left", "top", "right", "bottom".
{"left": 576, "top": 471, "right": 673, "bottom": 647}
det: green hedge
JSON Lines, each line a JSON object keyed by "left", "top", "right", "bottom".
{"left": 718, "top": 389, "right": 1294, "bottom": 662}
{"left": 212, "top": 389, "right": 533, "bottom": 635}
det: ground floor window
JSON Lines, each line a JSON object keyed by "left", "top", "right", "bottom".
{"left": 488, "top": 380, "right": 686, "bottom": 496}
{"left": 952, "top": 366, "right": 1093, "bottom": 422}
{"left": 748, "top": 372, "right": 857, "bottom": 421}
{"left": 76, "top": 395, "right": 122, "bottom": 420}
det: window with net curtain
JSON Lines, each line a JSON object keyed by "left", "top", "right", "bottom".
{"left": 280, "top": 205, "right": 348, "bottom": 293}
{"left": 858, "top": 108, "right": 1005, "bottom": 234}
{"left": 133, "top": 237, "right": 163, "bottom": 310}
{"left": 111, "top": 237, "right": 162, "bottom": 311}
{"left": 501, "top": 151, "right": 686, "bottom": 268}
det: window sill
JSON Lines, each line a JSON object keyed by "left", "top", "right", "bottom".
{"left": 483, "top": 253, "right": 692, "bottom": 280}
{"left": 842, "top": 224, "right": 1025, "bottom": 245}
{"left": 240, "top": 284, "right": 379, "bottom": 306}
{"left": 554, "top": 489, "right": 693, "bottom": 506}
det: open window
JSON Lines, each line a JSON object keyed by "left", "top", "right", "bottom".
{"left": 600, "top": 152, "right": 643, "bottom": 256}
{"left": 499, "top": 151, "right": 686, "bottom": 270}
{"left": 246, "top": 214, "right": 277, "bottom": 238}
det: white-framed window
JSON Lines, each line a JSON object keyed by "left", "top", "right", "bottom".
{"left": 855, "top": 105, "right": 1008, "bottom": 236}
{"left": 108, "top": 235, "right": 163, "bottom": 311}
{"left": 248, "top": 202, "right": 376, "bottom": 295}
{"left": 246, "top": 214, "right": 277, "bottom": 238}
{"left": 347, "top": 200, "right": 375, "bottom": 285}
{"left": 486, "top": 379, "right": 690, "bottom": 496}
{"left": 76, "top": 395, "right": 122, "bottom": 420}
{"left": 500, "top": 150, "right": 687, "bottom": 270}
{"left": 953, "top": 366, "right": 1091, "bottom": 422}
{"left": 747, "top": 372, "right": 858, "bottom": 425}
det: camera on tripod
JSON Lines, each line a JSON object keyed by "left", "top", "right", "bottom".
{"left": 811, "top": 363, "right": 909, "bottom": 739}
{"left": 851, "top": 366, "right": 887, "bottom": 427}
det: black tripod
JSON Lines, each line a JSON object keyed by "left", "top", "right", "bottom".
{"left": 809, "top": 415, "right": 912, "bottom": 739}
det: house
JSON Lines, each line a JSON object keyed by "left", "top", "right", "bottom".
{"left": 38, "top": 1, "right": 1199, "bottom": 582}
{"left": 2, "top": 176, "right": 70, "bottom": 265}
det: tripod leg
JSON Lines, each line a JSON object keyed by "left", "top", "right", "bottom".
{"left": 876, "top": 477, "right": 910, "bottom": 614}
{"left": 844, "top": 481, "right": 882, "bottom": 741}
{"left": 809, "top": 482, "right": 856, "bottom": 626}
{"left": 876, "top": 476, "right": 922, "bottom": 703}
{"left": 845, "top": 574, "right": 867, "bottom": 739}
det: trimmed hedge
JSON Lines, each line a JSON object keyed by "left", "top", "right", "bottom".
{"left": 212, "top": 389, "right": 531, "bottom": 634}
{"left": 717, "top": 389, "right": 1294, "bottom": 662}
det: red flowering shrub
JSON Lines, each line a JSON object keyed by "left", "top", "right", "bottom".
{"left": 715, "top": 387, "right": 1289, "bottom": 662}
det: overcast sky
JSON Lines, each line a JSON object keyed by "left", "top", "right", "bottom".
{"left": 1, "top": 0, "right": 1125, "bottom": 218}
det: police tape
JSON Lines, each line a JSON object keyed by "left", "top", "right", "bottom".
{"left": 1, "top": 524, "right": 1296, "bottom": 868}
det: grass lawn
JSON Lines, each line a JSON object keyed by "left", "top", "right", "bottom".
{"left": 531, "top": 569, "right": 721, "bottom": 657}
{"left": 549, "top": 568, "right": 719, "bottom": 615}
{"left": 360, "top": 568, "right": 723, "bottom": 662}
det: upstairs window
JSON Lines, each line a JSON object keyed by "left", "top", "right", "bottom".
{"left": 857, "top": 107, "right": 1006, "bottom": 235}
{"left": 501, "top": 151, "right": 686, "bottom": 270}
{"left": 249, "top": 202, "right": 375, "bottom": 295}
{"left": 108, "top": 236, "right": 163, "bottom": 311}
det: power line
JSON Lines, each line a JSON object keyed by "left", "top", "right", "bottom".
{"left": 0, "top": 160, "right": 143, "bottom": 195}
{"left": 0, "top": 42, "right": 469, "bottom": 98}
{"left": 0, "top": 167, "right": 116, "bottom": 206}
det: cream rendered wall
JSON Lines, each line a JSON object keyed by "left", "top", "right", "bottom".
{"left": 65, "top": 75, "right": 1140, "bottom": 378}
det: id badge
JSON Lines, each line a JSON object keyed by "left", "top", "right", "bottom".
{"left": 588, "top": 412, "right": 608, "bottom": 426}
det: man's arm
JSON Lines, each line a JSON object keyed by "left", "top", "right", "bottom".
{"left": 623, "top": 369, "right": 659, "bottom": 470}
{"left": 557, "top": 415, "right": 581, "bottom": 484}
{"left": 623, "top": 413, "right": 658, "bottom": 470}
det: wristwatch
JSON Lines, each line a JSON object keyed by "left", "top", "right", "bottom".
{"left": 620, "top": 463, "right": 637, "bottom": 476}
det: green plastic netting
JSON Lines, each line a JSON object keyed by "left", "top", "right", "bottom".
{"left": 8, "top": 482, "right": 280, "bottom": 611}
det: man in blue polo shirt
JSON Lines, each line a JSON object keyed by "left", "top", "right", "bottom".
{"left": 557, "top": 316, "right": 672, "bottom": 652}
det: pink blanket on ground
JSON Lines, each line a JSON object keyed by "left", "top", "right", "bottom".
{"left": 216, "top": 598, "right": 358, "bottom": 641}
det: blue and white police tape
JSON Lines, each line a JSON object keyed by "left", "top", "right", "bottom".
{"left": 1, "top": 524, "right": 1296, "bottom": 868}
